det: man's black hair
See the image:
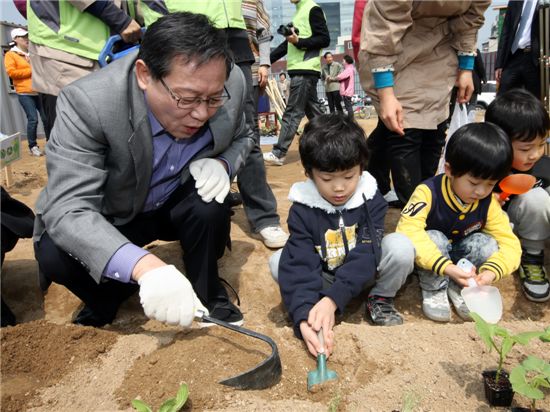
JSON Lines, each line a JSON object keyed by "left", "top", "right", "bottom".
{"left": 445, "top": 122, "right": 512, "bottom": 181}
{"left": 299, "top": 114, "right": 368, "bottom": 175}
{"left": 138, "top": 12, "right": 233, "bottom": 80}
{"left": 343, "top": 55, "right": 353, "bottom": 64}
{"left": 323, "top": 51, "right": 332, "bottom": 59}
{"left": 485, "top": 89, "right": 550, "bottom": 142}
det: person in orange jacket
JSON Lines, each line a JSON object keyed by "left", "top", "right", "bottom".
{"left": 4, "top": 28, "right": 49, "bottom": 156}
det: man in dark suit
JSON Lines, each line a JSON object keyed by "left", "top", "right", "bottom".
{"left": 495, "top": 0, "right": 541, "bottom": 97}
{"left": 33, "top": 13, "right": 254, "bottom": 328}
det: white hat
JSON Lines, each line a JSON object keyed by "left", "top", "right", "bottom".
{"left": 11, "top": 28, "right": 28, "bottom": 40}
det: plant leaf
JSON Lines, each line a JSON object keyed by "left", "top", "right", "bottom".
{"left": 501, "top": 336, "right": 513, "bottom": 359}
{"left": 173, "top": 383, "right": 189, "bottom": 410}
{"left": 510, "top": 365, "right": 545, "bottom": 400}
{"left": 131, "top": 399, "right": 153, "bottom": 412}
{"left": 540, "top": 327, "right": 550, "bottom": 342}
{"left": 522, "top": 356, "right": 550, "bottom": 379}
{"left": 159, "top": 398, "right": 177, "bottom": 412}
{"left": 471, "top": 312, "right": 495, "bottom": 351}
{"left": 514, "top": 331, "right": 544, "bottom": 345}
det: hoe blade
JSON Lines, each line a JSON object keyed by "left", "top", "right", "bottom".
{"left": 202, "top": 315, "right": 282, "bottom": 390}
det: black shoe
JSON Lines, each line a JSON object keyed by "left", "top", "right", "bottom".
{"left": 366, "top": 295, "right": 403, "bottom": 326}
{"left": 201, "top": 298, "right": 243, "bottom": 327}
{"left": 227, "top": 192, "right": 243, "bottom": 208}
{"left": 72, "top": 305, "right": 113, "bottom": 327}
{"left": 1, "top": 298, "right": 16, "bottom": 327}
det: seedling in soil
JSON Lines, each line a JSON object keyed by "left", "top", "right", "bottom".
{"left": 132, "top": 383, "right": 189, "bottom": 412}
{"left": 510, "top": 356, "right": 550, "bottom": 412}
{"left": 471, "top": 313, "right": 544, "bottom": 383}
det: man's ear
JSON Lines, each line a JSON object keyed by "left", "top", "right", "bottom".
{"left": 135, "top": 59, "right": 152, "bottom": 91}
{"left": 443, "top": 162, "right": 453, "bottom": 178}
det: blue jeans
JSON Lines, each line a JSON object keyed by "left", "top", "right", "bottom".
{"left": 272, "top": 74, "right": 324, "bottom": 158}
{"left": 17, "top": 94, "right": 47, "bottom": 149}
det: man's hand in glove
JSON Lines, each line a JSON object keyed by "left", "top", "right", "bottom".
{"left": 189, "top": 158, "right": 230, "bottom": 203}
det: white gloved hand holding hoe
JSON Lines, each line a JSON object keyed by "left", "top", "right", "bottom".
{"left": 189, "top": 158, "right": 230, "bottom": 203}
{"left": 138, "top": 265, "right": 208, "bottom": 327}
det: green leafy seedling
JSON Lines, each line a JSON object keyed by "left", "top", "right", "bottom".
{"left": 510, "top": 356, "right": 550, "bottom": 412}
{"left": 132, "top": 383, "right": 189, "bottom": 412}
{"left": 470, "top": 313, "right": 544, "bottom": 383}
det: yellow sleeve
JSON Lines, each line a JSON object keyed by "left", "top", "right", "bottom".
{"left": 479, "top": 196, "right": 521, "bottom": 281}
{"left": 396, "top": 184, "right": 452, "bottom": 275}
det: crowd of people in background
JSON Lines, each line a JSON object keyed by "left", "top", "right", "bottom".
{"left": 1, "top": 1, "right": 548, "bottom": 372}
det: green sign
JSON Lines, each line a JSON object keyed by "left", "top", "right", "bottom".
{"left": 0, "top": 133, "right": 21, "bottom": 168}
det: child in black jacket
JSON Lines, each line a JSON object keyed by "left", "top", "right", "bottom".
{"left": 269, "top": 115, "right": 413, "bottom": 358}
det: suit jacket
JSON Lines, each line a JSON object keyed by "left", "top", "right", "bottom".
{"left": 496, "top": 0, "right": 540, "bottom": 70}
{"left": 34, "top": 51, "right": 254, "bottom": 282}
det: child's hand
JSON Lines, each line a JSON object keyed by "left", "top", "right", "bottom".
{"left": 307, "top": 297, "right": 337, "bottom": 355}
{"left": 475, "top": 270, "right": 497, "bottom": 286}
{"left": 300, "top": 321, "right": 335, "bottom": 358}
{"left": 493, "top": 192, "right": 506, "bottom": 206}
{"left": 444, "top": 264, "right": 475, "bottom": 287}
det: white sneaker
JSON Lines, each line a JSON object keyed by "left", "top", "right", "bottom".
{"left": 447, "top": 281, "right": 471, "bottom": 321}
{"left": 30, "top": 146, "right": 43, "bottom": 157}
{"left": 263, "top": 151, "right": 285, "bottom": 166}
{"left": 258, "top": 226, "right": 289, "bottom": 248}
{"left": 383, "top": 189, "right": 399, "bottom": 203}
{"left": 422, "top": 288, "right": 451, "bottom": 322}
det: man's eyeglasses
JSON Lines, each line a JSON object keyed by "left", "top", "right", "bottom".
{"left": 159, "top": 78, "right": 230, "bottom": 109}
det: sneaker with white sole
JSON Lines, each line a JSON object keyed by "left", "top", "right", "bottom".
{"left": 258, "top": 225, "right": 289, "bottom": 248}
{"left": 519, "top": 251, "right": 549, "bottom": 302}
{"left": 447, "top": 281, "right": 471, "bottom": 321}
{"left": 263, "top": 151, "right": 285, "bottom": 166}
{"left": 422, "top": 288, "right": 451, "bottom": 322}
{"left": 30, "top": 146, "right": 43, "bottom": 157}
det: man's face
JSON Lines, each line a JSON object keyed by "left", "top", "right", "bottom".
{"left": 325, "top": 54, "right": 333, "bottom": 64}
{"left": 135, "top": 56, "right": 227, "bottom": 139}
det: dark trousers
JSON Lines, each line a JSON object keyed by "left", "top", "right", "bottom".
{"left": 499, "top": 51, "right": 541, "bottom": 98}
{"left": 38, "top": 93, "right": 57, "bottom": 141}
{"left": 367, "top": 119, "right": 446, "bottom": 204}
{"left": 326, "top": 90, "right": 343, "bottom": 114}
{"left": 273, "top": 74, "right": 324, "bottom": 158}
{"left": 34, "top": 181, "right": 231, "bottom": 322}
{"left": 342, "top": 95, "right": 353, "bottom": 120}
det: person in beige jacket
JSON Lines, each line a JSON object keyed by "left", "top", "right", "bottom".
{"left": 358, "top": 0, "right": 490, "bottom": 207}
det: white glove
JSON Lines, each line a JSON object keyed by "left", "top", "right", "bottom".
{"left": 138, "top": 265, "right": 208, "bottom": 327}
{"left": 189, "top": 158, "right": 230, "bottom": 203}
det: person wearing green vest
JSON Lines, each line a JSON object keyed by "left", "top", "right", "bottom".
{"left": 263, "top": 0, "right": 329, "bottom": 166}
{"left": 27, "top": 0, "right": 141, "bottom": 145}
{"left": 139, "top": 1, "right": 289, "bottom": 249}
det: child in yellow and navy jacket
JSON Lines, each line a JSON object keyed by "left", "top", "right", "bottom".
{"left": 390, "top": 122, "right": 521, "bottom": 322}
{"left": 485, "top": 89, "right": 550, "bottom": 303}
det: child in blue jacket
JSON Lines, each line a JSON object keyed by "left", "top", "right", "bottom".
{"left": 269, "top": 115, "right": 412, "bottom": 358}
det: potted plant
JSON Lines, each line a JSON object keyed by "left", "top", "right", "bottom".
{"left": 510, "top": 356, "right": 550, "bottom": 412}
{"left": 470, "top": 313, "right": 544, "bottom": 407}
{"left": 132, "top": 383, "right": 189, "bottom": 412}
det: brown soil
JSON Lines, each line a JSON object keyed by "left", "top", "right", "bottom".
{"left": 1, "top": 118, "right": 549, "bottom": 412}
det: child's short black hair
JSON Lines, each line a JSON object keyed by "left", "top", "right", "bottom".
{"left": 299, "top": 114, "right": 368, "bottom": 175}
{"left": 343, "top": 54, "right": 353, "bottom": 64}
{"left": 445, "top": 122, "right": 512, "bottom": 181}
{"left": 485, "top": 89, "right": 550, "bottom": 142}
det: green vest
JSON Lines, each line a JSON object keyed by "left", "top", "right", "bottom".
{"left": 140, "top": 0, "right": 246, "bottom": 29}
{"left": 287, "top": 0, "right": 322, "bottom": 73}
{"left": 27, "top": 0, "right": 111, "bottom": 60}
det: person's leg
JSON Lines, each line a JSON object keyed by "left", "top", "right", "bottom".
{"left": 326, "top": 90, "right": 336, "bottom": 113}
{"left": 419, "top": 121, "right": 446, "bottom": 181}
{"left": 35, "top": 95, "right": 50, "bottom": 141}
{"left": 38, "top": 93, "right": 57, "bottom": 141}
{"left": 343, "top": 95, "right": 353, "bottom": 120}
{"left": 268, "top": 249, "right": 283, "bottom": 283}
{"left": 17, "top": 94, "right": 39, "bottom": 150}
{"left": 498, "top": 53, "right": 525, "bottom": 95}
{"left": 303, "top": 75, "right": 324, "bottom": 120}
{"left": 166, "top": 181, "right": 241, "bottom": 323}
{"left": 520, "top": 57, "right": 541, "bottom": 99}
{"left": 366, "top": 120, "right": 392, "bottom": 196}
{"left": 388, "top": 127, "right": 424, "bottom": 205}
{"left": 235, "top": 68, "right": 283, "bottom": 244}
{"left": 34, "top": 232, "right": 140, "bottom": 325}
{"left": 506, "top": 187, "right": 550, "bottom": 302}
{"left": 1, "top": 226, "right": 20, "bottom": 327}
{"left": 367, "top": 232, "right": 415, "bottom": 326}
{"left": 417, "top": 230, "right": 453, "bottom": 322}
{"left": 270, "top": 75, "right": 310, "bottom": 159}
{"left": 333, "top": 91, "right": 344, "bottom": 114}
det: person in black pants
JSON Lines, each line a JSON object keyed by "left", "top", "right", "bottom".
{"left": 495, "top": 0, "right": 541, "bottom": 97}
{"left": 1, "top": 187, "right": 35, "bottom": 327}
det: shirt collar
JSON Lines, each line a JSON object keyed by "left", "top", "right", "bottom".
{"left": 146, "top": 104, "right": 165, "bottom": 137}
